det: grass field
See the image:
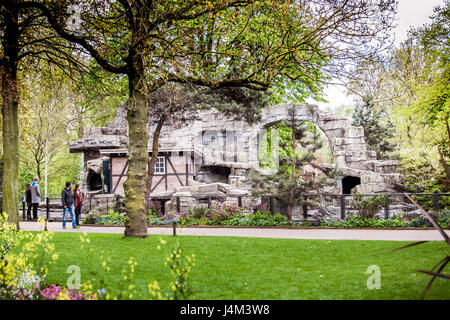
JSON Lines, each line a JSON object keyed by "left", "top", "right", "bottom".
{"left": 45, "top": 232, "right": 450, "bottom": 300}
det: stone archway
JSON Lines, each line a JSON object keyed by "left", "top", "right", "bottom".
{"left": 252, "top": 103, "right": 402, "bottom": 194}
{"left": 257, "top": 103, "right": 365, "bottom": 167}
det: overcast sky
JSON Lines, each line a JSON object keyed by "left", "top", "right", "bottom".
{"left": 314, "top": 0, "right": 445, "bottom": 111}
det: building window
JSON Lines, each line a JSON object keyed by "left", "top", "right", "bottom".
{"left": 154, "top": 156, "right": 165, "bottom": 174}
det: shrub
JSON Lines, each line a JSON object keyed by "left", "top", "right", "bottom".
{"left": 209, "top": 201, "right": 242, "bottom": 223}
{"left": 319, "top": 216, "right": 406, "bottom": 228}
{"left": 148, "top": 200, "right": 162, "bottom": 216}
{"left": 254, "top": 208, "right": 275, "bottom": 216}
{"left": 83, "top": 210, "right": 99, "bottom": 224}
{"left": 189, "top": 207, "right": 209, "bottom": 220}
{"left": 318, "top": 212, "right": 450, "bottom": 229}
{"left": 437, "top": 210, "right": 450, "bottom": 229}
{"left": 222, "top": 212, "right": 290, "bottom": 227}
{"left": 351, "top": 193, "right": 387, "bottom": 219}
{"left": 0, "top": 214, "right": 58, "bottom": 300}
{"left": 95, "top": 211, "right": 126, "bottom": 225}
{"left": 147, "top": 213, "right": 162, "bottom": 225}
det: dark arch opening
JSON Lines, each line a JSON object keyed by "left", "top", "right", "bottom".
{"left": 87, "top": 170, "right": 102, "bottom": 192}
{"left": 342, "top": 176, "right": 361, "bottom": 194}
{"left": 199, "top": 165, "right": 231, "bottom": 184}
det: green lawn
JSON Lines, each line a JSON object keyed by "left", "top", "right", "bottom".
{"left": 45, "top": 232, "right": 450, "bottom": 300}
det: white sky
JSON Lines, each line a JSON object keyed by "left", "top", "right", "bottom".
{"left": 313, "top": 0, "right": 445, "bottom": 111}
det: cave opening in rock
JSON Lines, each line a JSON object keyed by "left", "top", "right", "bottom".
{"left": 199, "top": 165, "right": 231, "bottom": 184}
{"left": 342, "top": 176, "right": 361, "bottom": 194}
{"left": 87, "top": 170, "right": 103, "bottom": 192}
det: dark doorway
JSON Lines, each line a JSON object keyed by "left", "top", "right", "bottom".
{"left": 342, "top": 176, "right": 361, "bottom": 194}
{"left": 200, "top": 165, "right": 231, "bottom": 183}
{"left": 87, "top": 170, "right": 103, "bottom": 192}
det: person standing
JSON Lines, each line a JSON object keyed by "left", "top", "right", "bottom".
{"left": 25, "top": 184, "right": 32, "bottom": 220}
{"left": 30, "top": 177, "right": 41, "bottom": 220}
{"left": 73, "top": 184, "right": 84, "bottom": 227}
{"left": 61, "top": 182, "right": 76, "bottom": 229}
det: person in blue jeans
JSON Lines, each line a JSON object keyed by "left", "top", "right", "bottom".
{"left": 61, "top": 181, "right": 77, "bottom": 229}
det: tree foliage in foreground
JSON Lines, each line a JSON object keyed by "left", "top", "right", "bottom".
{"left": 0, "top": 1, "right": 86, "bottom": 224}
{"left": 347, "top": 1, "right": 449, "bottom": 192}
{"left": 6, "top": 0, "right": 396, "bottom": 235}
{"left": 390, "top": 1, "right": 449, "bottom": 191}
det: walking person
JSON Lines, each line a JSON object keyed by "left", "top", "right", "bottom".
{"left": 30, "top": 177, "right": 41, "bottom": 220}
{"left": 73, "top": 184, "right": 84, "bottom": 227}
{"left": 61, "top": 182, "right": 77, "bottom": 230}
{"left": 25, "top": 184, "right": 32, "bottom": 220}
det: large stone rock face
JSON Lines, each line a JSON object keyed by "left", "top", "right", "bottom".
{"left": 70, "top": 103, "right": 402, "bottom": 199}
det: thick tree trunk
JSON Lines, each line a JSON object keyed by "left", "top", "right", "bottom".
{"left": 145, "top": 115, "right": 166, "bottom": 211}
{"left": 123, "top": 60, "right": 149, "bottom": 238}
{"left": 0, "top": 5, "right": 20, "bottom": 227}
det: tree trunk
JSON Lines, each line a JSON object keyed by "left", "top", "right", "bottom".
{"left": 287, "top": 108, "right": 296, "bottom": 221}
{"left": 123, "top": 58, "right": 149, "bottom": 238}
{"left": 445, "top": 115, "right": 450, "bottom": 150}
{"left": 145, "top": 115, "right": 166, "bottom": 211}
{"left": 0, "top": 5, "right": 20, "bottom": 227}
{"left": 286, "top": 202, "right": 292, "bottom": 221}
{"left": 437, "top": 146, "right": 450, "bottom": 191}
{"left": 443, "top": 116, "right": 450, "bottom": 191}
{"left": 36, "top": 160, "right": 41, "bottom": 180}
{"left": 76, "top": 105, "right": 84, "bottom": 139}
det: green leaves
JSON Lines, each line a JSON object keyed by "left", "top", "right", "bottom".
{"left": 253, "top": 107, "right": 334, "bottom": 219}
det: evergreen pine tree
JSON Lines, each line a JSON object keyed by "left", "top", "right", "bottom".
{"left": 252, "top": 107, "right": 337, "bottom": 220}
{"left": 352, "top": 95, "right": 397, "bottom": 160}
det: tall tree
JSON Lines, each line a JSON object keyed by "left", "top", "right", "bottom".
{"left": 19, "top": 63, "right": 77, "bottom": 183}
{"left": 0, "top": 1, "right": 83, "bottom": 225}
{"left": 410, "top": 0, "right": 450, "bottom": 190}
{"left": 22, "top": 0, "right": 396, "bottom": 237}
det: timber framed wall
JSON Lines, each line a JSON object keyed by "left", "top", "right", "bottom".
{"left": 109, "top": 151, "right": 195, "bottom": 195}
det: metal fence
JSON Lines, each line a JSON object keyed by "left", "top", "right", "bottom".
{"left": 164, "top": 192, "right": 450, "bottom": 219}
{"left": 294, "top": 193, "right": 450, "bottom": 219}
{"left": 18, "top": 192, "right": 450, "bottom": 222}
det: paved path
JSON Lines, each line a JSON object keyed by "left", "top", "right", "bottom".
{"left": 20, "top": 222, "right": 450, "bottom": 241}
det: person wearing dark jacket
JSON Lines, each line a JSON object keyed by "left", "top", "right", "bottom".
{"left": 25, "top": 184, "right": 32, "bottom": 220}
{"left": 61, "top": 181, "right": 77, "bottom": 229}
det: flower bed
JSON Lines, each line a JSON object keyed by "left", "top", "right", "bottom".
{"left": 319, "top": 214, "right": 450, "bottom": 229}
{"left": 85, "top": 205, "right": 450, "bottom": 229}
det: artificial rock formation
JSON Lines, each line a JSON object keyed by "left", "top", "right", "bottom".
{"left": 70, "top": 103, "right": 402, "bottom": 215}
